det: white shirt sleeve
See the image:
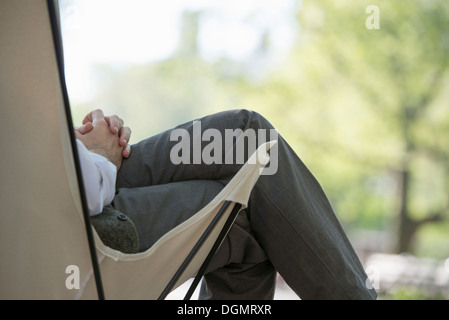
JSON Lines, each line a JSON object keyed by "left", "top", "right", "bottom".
{"left": 76, "top": 139, "right": 117, "bottom": 216}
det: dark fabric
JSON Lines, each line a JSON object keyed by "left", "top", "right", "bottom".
{"left": 112, "top": 180, "right": 224, "bottom": 252}
{"left": 91, "top": 205, "right": 139, "bottom": 254}
{"left": 199, "top": 210, "right": 277, "bottom": 300}
{"left": 110, "top": 109, "right": 377, "bottom": 300}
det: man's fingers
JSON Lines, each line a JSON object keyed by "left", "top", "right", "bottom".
{"left": 74, "top": 122, "right": 93, "bottom": 135}
{"left": 117, "top": 126, "right": 132, "bottom": 158}
{"left": 118, "top": 126, "right": 131, "bottom": 146}
{"left": 105, "top": 115, "right": 124, "bottom": 135}
{"left": 90, "top": 109, "right": 106, "bottom": 125}
{"left": 82, "top": 110, "right": 126, "bottom": 137}
{"left": 122, "top": 144, "right": 131, "bottom": 159}
{"left": 82, "top": 110, "right": 94, "bottom": 125}
{"left": 82, "top": 109, "right": 105, "bottom": 127}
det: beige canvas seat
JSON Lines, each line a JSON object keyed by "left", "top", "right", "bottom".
{"left": 0, "top": 0, "right": 276, "bottom": 299}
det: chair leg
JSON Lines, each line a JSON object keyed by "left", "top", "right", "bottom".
{"left": 183, "top": 203, "right": 242, "bottom": 300}
{"left": 158, "top": 201, "right": 241, "bottom": 300}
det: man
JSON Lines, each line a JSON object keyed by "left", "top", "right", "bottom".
{"left": 75, "top": 108, "right": 377, "bottom": 300}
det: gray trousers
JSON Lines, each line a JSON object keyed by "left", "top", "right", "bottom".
{"left": 112, "top": 109, "right": 377, "bottom": 300}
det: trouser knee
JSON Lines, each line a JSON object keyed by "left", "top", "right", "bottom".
{"left": 226, "top": 108, "right": 275, "bottom": 133}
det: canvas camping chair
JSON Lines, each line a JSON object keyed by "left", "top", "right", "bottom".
{"left": 0, "top": 0, "right": 276, "bottom": 299}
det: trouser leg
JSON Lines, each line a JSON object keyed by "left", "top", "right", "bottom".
{"left": 242, "top": 111, "right": 376, "bottom": 299}
{"left": 112, "top": 180, "right": 225, "bottom": 252}
{"left": 198, "top": 210, "right": 277, "bottom": 300}
{"left": 193, "top": 110, "right": 375, "bottom": 300}
{"left": 115, "top": 109, "right": 376, "bottom": 300}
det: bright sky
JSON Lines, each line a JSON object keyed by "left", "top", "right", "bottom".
{"left": 60, "top": 0, "right": 298, "bottom": 102}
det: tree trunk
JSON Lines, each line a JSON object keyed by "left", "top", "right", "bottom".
{"left": 395, "top": 167, "right": 416, "bottom": 253}
{"left": 394, "top": 164, "right": 444, "bottom": 253}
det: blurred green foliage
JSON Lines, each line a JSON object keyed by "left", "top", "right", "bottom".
{"left": 68, "top": 0, "right": 449, "bottom": 259}
{"left": 383, "top": 285, "right": 447, "bottom": 300}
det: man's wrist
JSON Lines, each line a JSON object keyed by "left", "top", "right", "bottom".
{"left": 89, "top": 148, "right": 120, "bottom": 170}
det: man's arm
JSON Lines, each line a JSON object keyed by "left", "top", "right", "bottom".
{"left": 76, "top": 139, "right": 116, "bottom": 216}
{"left": 74, "top": 109, "right": 131, "bottom": 216}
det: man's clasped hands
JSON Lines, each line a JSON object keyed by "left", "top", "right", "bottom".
{"left": 75, "top": 109, "right": 132, "bottom": 170}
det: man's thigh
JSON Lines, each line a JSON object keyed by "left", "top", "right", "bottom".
{"left": 116, "top": 109, "right": 267, "bottom": 189}
{"left": 112, "top": 179, "right": 224, "bottom": 252}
